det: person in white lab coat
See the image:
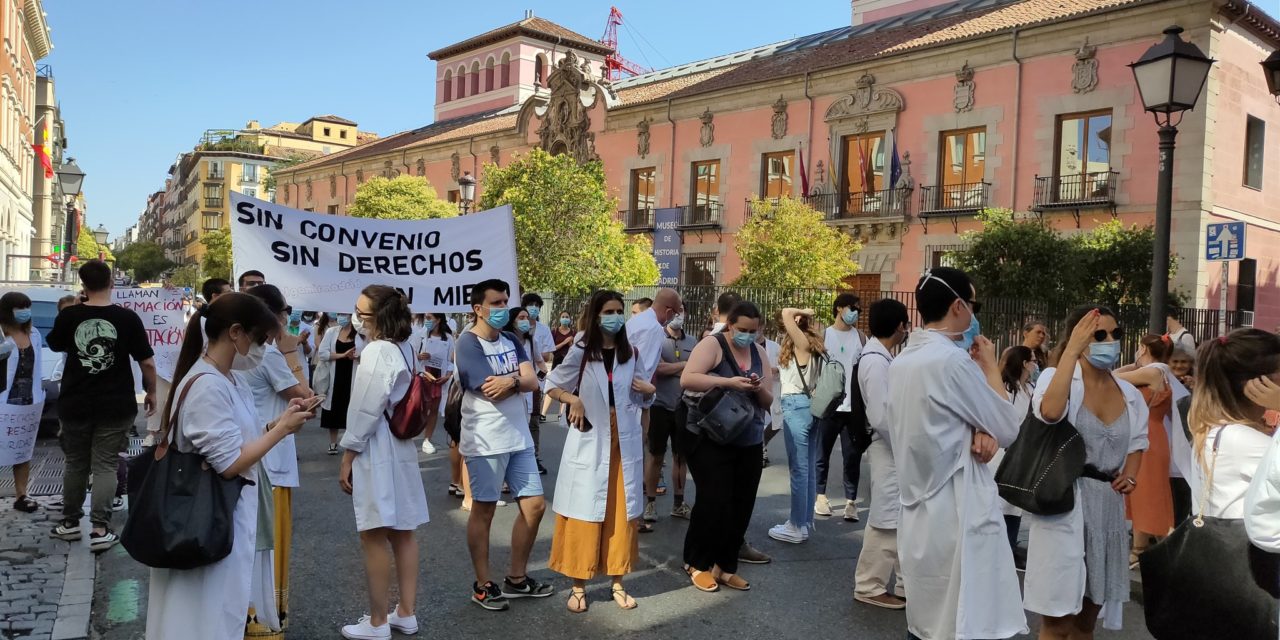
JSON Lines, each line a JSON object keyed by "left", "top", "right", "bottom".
{"left": 885, "top": 267, "right": 1026, "bottom": 640}
{"left": 853, "top": 298, "right": 910, "bottom": 610}
{"left": 317, "top": 314, "right": 367, "bottom": 454}
{"left": 0, "top": 293, "right": 41, "bottom": 513}
{"left": 337, "top": 285, "right": 430, "bottom": 640}
{"left": 146, "top": 293, "right": 314, "bottom": 640}
{"left": 545, "top": 290, "right": 654, "bottom": 613}
{"left": 416, "top": 313, "right": 454, "bottom": 455}
{"left": 1029, "top": 306, "right": 1148, "bottom": 639}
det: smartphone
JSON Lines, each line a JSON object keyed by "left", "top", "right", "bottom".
{"left": 749, "top": 373, "right": 761, "bottom": 386}
{"left": 304, "top": 395, "right": 326, "bottom": 412}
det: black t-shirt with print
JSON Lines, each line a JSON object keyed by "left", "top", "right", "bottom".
{"left": 48, "top": 303, "right": 154, "bottom": 420}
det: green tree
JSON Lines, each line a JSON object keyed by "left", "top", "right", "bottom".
{"left": 347, "top": 175, "right": 459, "bottom": 220}
{"left": 76, "top": 226, "right": 114, "bottom": 263}
{"left": 115, "top": 241, "right": 174, "bottom": 283}
{"left": 479, "top": 148, "right": 659, "bottom": 294}
{"left": 263, "top": 154, "right": 309, "bottom": 193}
{"left": 949, "top": 209, "right": 1076, "bottom": 306}
{"left": 170, "top": 264, "right": 201, "bottom": 288}
{"left": 200, "top": 229, "right": 233, "bottom": 281}
{"left": 733, "top": 197, "right": 861, "bottom": 289}
{"left": 1071, "top": 219, "right": 1177, "bottom": 309}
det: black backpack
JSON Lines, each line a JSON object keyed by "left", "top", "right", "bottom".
{"left": 845, "top": 350, "right": 887, "bottom": 451}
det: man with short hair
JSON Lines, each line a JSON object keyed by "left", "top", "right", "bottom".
{"left": 1165, "top": 306, "right": 1196, "bottom": 355}
{"left": 202, "top": 277, "right": 232, "bottom": 303}
{"left": 853, "top": 298, "right": 910, "bottom": 610}
{"left": 628, "top": 288, "right": 684, "bottom": 527}
{"left": 456, "top": 279, "right": 552, "bottom": 611}
{"left": 521, "top": 293, "right": 556, "bottom": 473}
{"left": 48, "top": 261, "right": 157, "bottom": 551}
{"left": 238, "top": 270, "right": 266, "bottom": 290}
{"left": 887, "top": 267, "right": 1025, "bottom": 640}
{"left": 646, "top": 310, "right": 697, "bottom": 524}
{"left": 631, "top": 297, "right": 653, "bottom": 317}
{"left": 815, "top": 292, "right": 866, "bottom": 522}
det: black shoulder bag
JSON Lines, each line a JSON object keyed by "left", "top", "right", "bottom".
{"left": 122, "top": 372, "right": 254, "bottom": 570}
{"left": 692, "top": 334, "right": 760, "bottom": 445}
{"left": 994, "top": 412, "right": 1087, "bottom": 516}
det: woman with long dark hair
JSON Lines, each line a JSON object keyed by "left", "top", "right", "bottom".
{"left": 990, "top": 346, "right": 1035, "bottom": 553}
{"left": 767, "top": 307, "right": 825, "bottom": 544}
{"left": 1028, "top": 306, "right": 1148, "bottom": 638}
{"left": 506, "top": 308, "right": 547, "bottom": 472}
{"left": 0, "top": 292, "right": 42, "bottom": 513}
{"left": 679, "top": 301, "right": 773, "bottom": 593}
{"left": 317, "top": 312, "right": 365, "bottom": 454}
{"left": 146, "top": 293, "right": 314, "bottom": 640}
{"left": 544, "top": 290, "right": 653, "bottom": 612}
{"left": 417, "top": 312, "right": 453, "bottom": 455}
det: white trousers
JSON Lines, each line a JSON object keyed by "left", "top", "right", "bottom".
{"left": 854, "top": 525, "right": 905, "bottom": 598}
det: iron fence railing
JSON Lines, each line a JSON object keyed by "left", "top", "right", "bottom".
{"left": 680, "top": 202, "right": 723, "bottom": 229}
{"left": 1032, "top": 171, "right": 1119, "bottom": 210}
{"left": 920, "top": 182, "right": 991, "bottom": 215}
{"left": 621, "top": 208, "right": 654, "bottom": 232}
{"left": 803, "top": 188, "right": 910, "bottom": 220}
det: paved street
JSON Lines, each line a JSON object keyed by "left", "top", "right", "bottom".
{"left": 83, "top": 415, "right": 1157, "bottom": 640}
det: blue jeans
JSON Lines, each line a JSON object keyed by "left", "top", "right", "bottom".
{"left": 781, "top": 395, "right": 820, "bottom": 529}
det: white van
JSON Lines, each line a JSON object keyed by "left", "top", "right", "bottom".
{"left": 0, "top": 283, "right": 74, "bottom": 432}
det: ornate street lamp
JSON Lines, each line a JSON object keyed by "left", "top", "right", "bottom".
{"left": 1261, "top": 48, "right": 1280, "bottom": 97}
{"left": 1129, "top": 26, "right": 1214, "bottom": 333}
{"left": 458, "top": 171, "right": 476, "bottom": 214}
{"left": 92, "top": 223, "right": 108, "bottom": 245}
{"left": 55, "top": 158, "right": 86, "bottom": 282}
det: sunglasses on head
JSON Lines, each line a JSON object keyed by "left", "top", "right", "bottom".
{"left": 1093, "top": 327, "right": 1124, "bottom": 341}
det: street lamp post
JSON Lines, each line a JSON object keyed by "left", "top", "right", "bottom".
{"left": 55, "top": 158, "right": 85, "bottom": 283}
{"left": 1261, "top": 48, "right": 1280, "bottom": 98}
{"left": 458, "top": 171, "right": 476, "bottom": 214}
{"left": 1129, "top": 26, "right": 1214, "bottom": 334}
{"left": 93, "top": 224, "right": 108, "bottom": 261}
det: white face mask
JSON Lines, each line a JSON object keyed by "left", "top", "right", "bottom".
{"left": 351, "top": 313, "right": 368, "bottom": 336}
{"left": 231, "top": 340, "right": 266, "bottom": 371}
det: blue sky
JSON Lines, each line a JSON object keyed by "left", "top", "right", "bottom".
{"left": 44, "top": 0, "right": 1280, "bottom": 239}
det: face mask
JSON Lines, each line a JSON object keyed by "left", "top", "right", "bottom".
{"left": 559, "top": 317, "right": 571, "bottom": 327}
{"left": 424, "top": 319, "right": 435, "bottom": 332}
{"left": 601, "top": 314, "right": 625, "bottom": 335}
{"left": 517, "top": 319, "right": 532, "bottom": 333}
{"left": 959, "top": 311, "right": 980, "bottom": 351}
{"left": 842, "top": 309, "right": 859, "bottom": 326}
{"left": 1087, "top": 341, "right": 1120, "bottom": 370}
{"left": 668, "top": 315, "right": 684, "bottom": 330}
{"left": 485, "top": 307, "right": 509, "bottom": 330}
{"left": 302, "top": 313, "right": 315, "bottom": 323}
{"left": 733, "top": 331, "right": 756, "bottom": 347}
{"left": 1029, "top": 363, "right": 1043, "bottom": 385}
{"left": 13, "top": 308, "right": 31, "bottom": 324}
{"left": 336, "top": 315, "right": 351, "bottom": 328}
{"left": 288, "top": 311, "right": 302, "bottom": 325}
{"left": 231, "top": 340, "right": 266, "bottom": 371}
{"left": 351, "top": 313, "right": 368, "bottom": 336}
{"left": 526, "top": 306, "right": 540, "bottom": 320}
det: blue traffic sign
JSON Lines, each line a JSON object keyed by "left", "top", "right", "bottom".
{"left": 1206, "top": 221, "right": 1245, "bottom": 261}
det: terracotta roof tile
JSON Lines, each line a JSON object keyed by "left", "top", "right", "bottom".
{"left": 614, "top": 67, "right": 742, "bottom": 106}
{"left": 306, "top": 114, "right": 358, "bottom": 126}
{"left": 428, "top": 16, "right": 611, "bottom": 60}
{"left": 280, "top": 108, "right": 512, "bottom": 173}
{"left": 883, "top": 0, "right": 1144, "bottom": 53}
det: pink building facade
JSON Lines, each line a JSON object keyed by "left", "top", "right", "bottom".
{"left": 271, "top": 0, "right": 1280, "bottom": 330}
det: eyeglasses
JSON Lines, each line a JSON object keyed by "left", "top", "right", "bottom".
{"left": 966, "top": 300, "right": 983, "bottom": 314}
{"left": 1093, "top": 327, "right": 1125, "bottom": 342}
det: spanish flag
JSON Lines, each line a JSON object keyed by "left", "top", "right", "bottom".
{"left": 33, "top": 122, "right": 52, "bottom": 179}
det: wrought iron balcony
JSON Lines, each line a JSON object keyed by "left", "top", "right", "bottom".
{"left": 803, "top": 188, "right": 909, "bottom": 220}
{"left": 204, "top": 198, "right": 223, "bottom": 208}
{"left": 1032, "top": 171, "right": 1119, "bottom": 210}
{"left": 920, "top": 182, "right": 991, "bottom": 216}
{"left": 206, "top": 169, "right": 224, "bottom": 181}
{"left": 622, "top": 208, "right": 654, "bottom": 232}
{"left": 680, "top": 202, "right": 723, "bottom": 230}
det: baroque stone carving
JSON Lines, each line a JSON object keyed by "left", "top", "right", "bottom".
{"left": 825, "top": 72, "right": 905, "bottom": 121}
{"left": 450, "top": 152, "right": 461, "bottom": 182}
{"left": 771, "top": 95, "right": 788, "bottom": 140}
{"left": 895, "top": 151, "right": 915, "bottom": 190}
{"left": 954, "top": 63, "right": 975, "bottom": 113}
{"left": 355, "top": 168, "right": 364, "bottom": 184}
{"left": 416, "top": 157, "right": 425, "bottom": 175}
{"left": 490, "top": 145, "right": 500, "bottom": 166}
{"left": 329, "top": 175, "right": 336, "bottom": 198}
{"left": 535, "top": 51, "right": 600, "bottom": 163}
{"left": 1072, "top": 40, "right": 1099, "bottom": 94}
{"left": 304, "top": 178, "right": 312, "bottom": 200}
{"left": 637, "top": 117, "right": 650, "bottom": 158}
{"left": 699, "top": 108, "right": 715, "bottom": 147}
{"left": 382, "top": 159, "right": 396, "bottom": 178}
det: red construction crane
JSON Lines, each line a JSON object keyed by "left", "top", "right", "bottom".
{"left": 600, "top": 6, "right": 650, "bottom": 81}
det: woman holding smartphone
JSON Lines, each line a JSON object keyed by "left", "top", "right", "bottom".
{"left": 416, "top": 312, "right": 453, "bottom": 455}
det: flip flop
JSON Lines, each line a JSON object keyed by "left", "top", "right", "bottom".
{"left": 611, "top": 586, "right": 638, "bottom": 610}
{"left": 567, "top": 588, "right": 588, "bottom": 613}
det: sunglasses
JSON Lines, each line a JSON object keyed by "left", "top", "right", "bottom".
{"left": 1093, "top": 327, "right": 1125, "bottom": 341}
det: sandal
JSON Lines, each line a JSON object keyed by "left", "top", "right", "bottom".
{"left": 716, "top": 572, "right": 750, "bottom": 591}
{"left": 13, "top": 496, "right": 37, "bottom": 513}
{"left": 611, "top": 586, "right": 638, "bottom": 610}
{"left": 686, "top": 566, "right": 719, "bottom": 593}
{"left": 566, "top": 587, "right": 588, "bottom": 613}
{"left": 638, "top": 522, "right": 654, "bottom": 534}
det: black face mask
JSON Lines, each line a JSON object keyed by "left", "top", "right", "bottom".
{"left": 301, "top": 313, "right": 316, "bottom": 323}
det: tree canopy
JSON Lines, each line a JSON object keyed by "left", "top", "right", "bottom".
{"left": 169, "top": 264, "right": 201, "bottom": 289}
{"left": 733, "top": 197, "right": 860, "bottom": 289}
{"left": 479, "top": 148, "right": 659, "bottom": 294}
{"left": 115, "top": 241, "right": 174, "bottom": 283}
{"left": 201, "top": 229, "right": 233, "bottom": 281}
{"left": 76, "top": 226, "right": 114, "bottom": 263}
{"left": 346, "top": 175, "right": 459, "bottom": 220}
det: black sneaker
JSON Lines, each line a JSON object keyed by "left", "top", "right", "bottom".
{"left": 111, "top": 497, "right": 126, "bottom": 512}
{"left": 50, "top": 519, "right": 82, "bottom": 541}
{"left": 328, "top": 444, "right": 339, "bottom": 456}
{"left": 471, "top": 581, "right": 509, "bottom": 611}
{"left": 537, "top": 461, "right": 548, "bottom": 476}
{"left": 89, "top": 529, "right": 120, "bottom": 552}
{"left": 501, "top": 575, "right": 554, "bottom": 599}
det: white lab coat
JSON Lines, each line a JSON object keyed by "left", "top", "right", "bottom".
{"left": 0, "top": 329, "right": 44, "bottom": 404}
{"left": 146, "top": 360, "right": 260, "bottom": 640}
{"left": 886, "top": 329, "right": 1027, "bottom": 640}
{"left": 546, "top": 343, "right": 645, "bottom": 523}
{"left": 1244, "top": 425, "right": 1280, "bottom": 640}
{"left": 1026, "top": 364, "right": 1148, "bottom": 630}
{"left": 858, "top": 338, "right": 898, "bottom": 529}
{"left": 314, "top": 326, "right": 366, "bottom": 412}
{"left": 339, "top": 340, "right": 429, "bottom": 532}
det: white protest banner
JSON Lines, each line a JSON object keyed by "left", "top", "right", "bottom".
{"left": 229, "top": 193, "right": 519, "bottom": 313}
{"left": 0, "top": 402, "right": 42, "bottom": 466}
{"left": 113, "top": 287, "right": 185, "bottom": 382}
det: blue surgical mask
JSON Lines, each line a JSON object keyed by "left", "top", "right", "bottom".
{"left": 1087, "top": 341, "right": 1120, "bottom": 370}
{"left": 288, "top": 310, "right": 302, "bottom": 325}
{"left": 842, "top": 309, "right": 859, "bottom": 326}
{"left": 424, "top": 319, "right": 435, "bottom": 332}
{"left": 1029, "top": 363, "right": 1043, "bottom": 386}
{"left": 485, "top": 307, "right": 509, "bottom": 330}
{"left": 526, "top": 305, "right": 540, "bottom": 320}
{"left": 733, "top": 331, "right": 756, "bottom": 347}
{"left": 559, "top": 317, "right": 571, "bottom": 327}
{"left": 959, "top": 311, "right": 981, "bottom": 351}
{"left": 336, "top": 315, "right": 351, "bottom": 328}
{"left": 13, "top": 308, "right": 31, "bottom": 324}
{"left": 601, "top": 314, "right": 625, "bottom": 335}
{"left": 517, "top": 319, "right": 532, "bottom": 333}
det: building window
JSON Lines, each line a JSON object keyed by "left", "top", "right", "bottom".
{"left": 456, "top": 67, "right": 466, "bottom": 98}
{"left": 208, "top": 160, "right": 223, "bottom": 179}
{"left": 242, "top": 187, "right": 257, "bottom": 199}
{"left": 630, "top": 167, "right": 656, "bottom": 212}
{"left": 683, "top": 254, "right": 718, "bottom": 286}
{"left": 690, "top": 160, "right": 720, "bottom": 220}
{"left": 447, "top": 190, "right": 460, "bottom": 204}
{"left": 443, "top": 70, "right": 453, "bottom": 102}
{"left": 203, "top": 184, "right": 222, "bottom": 208}
{"left": 938, "top": 127, "right": 986, "bottom": 208}
{"left": 1245, "top": 115, "right": 1265, "bottom": 190}
{"left": 323, "top": 127, "right": 331, "bottom": 136}
{"left": 1056, "top": 111, "right": 1111, "bottom": 177}
{"left": 340, "top": 130, "right": 347, "bottom": 139}
{"left": 535, "top": 55, "right": 545, "bottom": 86}
{"left": 500, "top": 52, "right": 512, "bottom": 87}
{"left": 470, "top": 62, "right": 480, "bottom": 94}
{"left": 243, "top": 164, "right": 258, "bottom": 182}
{"left": 484, "top": 57, "right": 495, "bottom": 91}
{"left": 327, "top": 205, "right": 339, "bottom": 214}
{"left": 842, "top": 132, "right": 885, "bottom": 195}
{"left": 202, "top": 213, "right": 222, "bottom": 231}
{"left": 760, "top": 151, "right": 795, "bottom": 199}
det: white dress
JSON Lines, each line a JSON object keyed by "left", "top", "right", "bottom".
{"left": 146, "top": 360, "right": 261, "bottom": 640}
{"left": 339, "top": 340, "right": 429, "bottom": 532}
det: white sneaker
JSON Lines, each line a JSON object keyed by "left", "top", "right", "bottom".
{"left": 421, "top": 439, "right": 437, "bottom": 455}
{"left": 814, "top": 495, "right": 833, "bottom": 517}
{"left": 341, "top": 615, "right": 390, "bottom": 639}
{"left": 801, "top": 524, "right": 811, "bottom": 540}
{"left": 768, "top": 521, "right": 806, "bottom": 544}
{"left": 643, "top": 501, "right": 658, "bottom": 523}
{"left": 387, "top": 608, "right": 418, "bottom": 634}
{"left": 844, "top": 499, "right": 860, "bottom": 522}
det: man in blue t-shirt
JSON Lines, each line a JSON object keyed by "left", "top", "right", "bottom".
{"left": 455, "top": 278, "right": 552, "bottom": 611}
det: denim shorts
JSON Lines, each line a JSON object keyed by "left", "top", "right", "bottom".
{"left": 466, "top": 446, "right": 544, "bottom": 503}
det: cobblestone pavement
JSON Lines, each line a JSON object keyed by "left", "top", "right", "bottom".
{"left": 0, "top": 491, "right": 94, "bottom": 640}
